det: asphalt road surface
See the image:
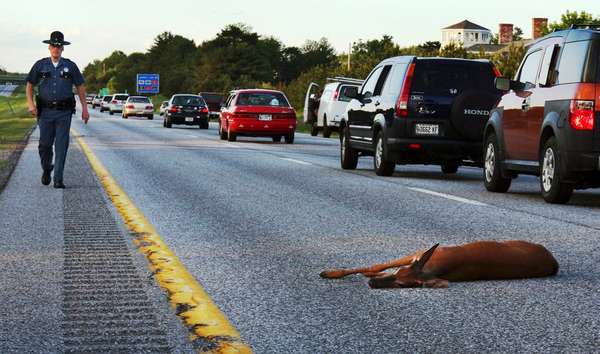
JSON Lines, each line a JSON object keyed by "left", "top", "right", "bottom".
{"left": 73, "top": 105, "right": 600, "bottom": 353}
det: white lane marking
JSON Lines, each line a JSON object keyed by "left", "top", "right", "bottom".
{"left": 407, "top": 187, "right": 488, "bottom": 206}
{"left": 280, "top": 158, "right": 312, "bottom": 166}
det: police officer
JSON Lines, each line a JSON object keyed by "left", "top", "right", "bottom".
{"left": 26, "top": 31, "right": 89, "bottom": 188}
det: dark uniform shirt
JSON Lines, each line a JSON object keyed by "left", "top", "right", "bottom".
{"left": 26, "top": 57, "right": 84, "bottom": 102}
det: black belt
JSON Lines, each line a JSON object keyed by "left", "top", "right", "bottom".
{"left": 40, "top": 99, "right": 74, "bottom": 110}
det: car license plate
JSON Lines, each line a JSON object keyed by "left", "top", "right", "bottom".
{"left": 259, "top": 114, "right": 272, "bottom": 121}
{"left": 185, "top": 117, "right": 193, "bottom": 122}
{"left": 415, "top": 124, "right": 439, "bottom": 136}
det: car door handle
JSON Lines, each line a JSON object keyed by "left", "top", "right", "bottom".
{"left": 374, "top": 101, "right": 381, "bottom": 107}
{"left": 521, "top": 99, "right": 530, "bottom": 111}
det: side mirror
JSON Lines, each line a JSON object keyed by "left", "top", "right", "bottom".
{"left": 345, "top": 86, "right": 360, "bottom": 100}
{"left": 495, "top": 77, "right": 510, "bottom": 91}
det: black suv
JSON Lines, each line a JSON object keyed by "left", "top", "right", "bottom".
{"left": 341, "top": 56, "right": 502, "bottom": 176}
{"left": 484, "top": 25, "right": 600, "bottom": 203}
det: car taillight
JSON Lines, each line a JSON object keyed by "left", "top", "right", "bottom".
{"left": 492, "top": 66, "right": 502, "bottom": 77}
{"left": 333, "top": 89, "right": 339, "bottom": 100}
{"left": 395, "top": 63, "right": 416, "bottom": 118}
{"left": 169, "top": 107, "right": 178, "bottom": 113}
{"left": 146, "top": 105, "right": 153, "bottom": 110}
{"left": 126, "top": 104, "right": 134, "bottom": 109}
{"left": 569, "top": 100, "right": 594, "bottom": 130}
{"left": 199, "top": 107, "right": 209, "bottom": 113}
{"left": 112, "top": 100, "right": 117, "bottom": 104}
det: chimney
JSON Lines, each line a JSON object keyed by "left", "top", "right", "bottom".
{"left": 499, "top": 24, "right": 514, "bottom": 44}
{"left": 532, "top": 18, "right": 548, "bottom": 39}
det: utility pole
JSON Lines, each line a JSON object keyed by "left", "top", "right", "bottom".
{"left": 347, "top": 42, "right": 352, "bottom": 72}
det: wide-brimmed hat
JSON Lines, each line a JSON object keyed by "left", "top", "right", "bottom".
{"left": 43, "top": 31, "right": 71, "bottom": 46}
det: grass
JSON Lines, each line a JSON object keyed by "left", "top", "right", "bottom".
{"left": 0, "top": 87, "right": 37, "bottom": 168}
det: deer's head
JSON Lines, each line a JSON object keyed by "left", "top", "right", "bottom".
{"left": 368, "top": 244, "right": 448, "bottom": 289}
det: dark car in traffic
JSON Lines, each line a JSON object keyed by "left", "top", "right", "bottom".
{"left": 198, "top": 92, "right": 224, "bottom": 119}
{"left": 484, "top": 25, "right": 600, "bottom": 204}
{"left": 340, "top": 56, "right": 502, "bottom": 176}
{"left": 163, "top": 94, "right": 209, "bottom": 129}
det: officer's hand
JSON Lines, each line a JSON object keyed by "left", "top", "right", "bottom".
{"left": 82, "top": 109, "right": 89, "bottom": 124}
{"left": 28, "top": 105, "right": 37, "bottom": 117}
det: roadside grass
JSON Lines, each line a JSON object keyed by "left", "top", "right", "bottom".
{"left": 295, "top": 113, "right": 339, "bottom": 138}
{"left": 0, "top": 88, "right": 37, "bottom": 175}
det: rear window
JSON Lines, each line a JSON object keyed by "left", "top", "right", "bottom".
{"left": 114, "top": 95, "right": 129, "bottom": 101}
{"left": 103, "top": 96, "right": 112, "bottom": 101}
{"left": 411, "top": 60, "right": 496, "bottom": 93}
{"left": 338, "top": 85, "right": 359, "bottom": 102}
{"left": 172, "top": 96, "right": 205, "bottom": 106}
{"left": 129, "top": 97, "right": 150, "bottom": 103}
{"left": 236, "top": 92, "right": 289, "bottom": 107}
{"left": 200, "top": 93, "right": 223, "bottom": 103}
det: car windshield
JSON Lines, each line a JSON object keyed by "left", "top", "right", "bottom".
{"left": 114, "top": 95, "right": 129, "bottom": 101}
{"left": 129, "top": 97, "right": 150, "bottom": 103}
{"left": 411, "top": 61, "right": 495, "bottom": 92}
{"left": 236, "top": 92, "right": 289, "bottom": 107}
{"left": 172, "top": 96, "right": 205, "bottom": 106}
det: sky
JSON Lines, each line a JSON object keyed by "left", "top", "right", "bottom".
{"left": 2, "top": 0, "right": 598, "bottom": 73}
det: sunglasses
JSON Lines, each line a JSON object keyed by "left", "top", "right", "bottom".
{"left": 50, "top": 44, "right": 64, "bottom": 49}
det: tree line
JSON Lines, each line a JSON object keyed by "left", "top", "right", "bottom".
{"left": 83, "top": 10, "right": 597, "bottom": 110}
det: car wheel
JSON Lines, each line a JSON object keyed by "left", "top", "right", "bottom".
{"left": 483, "top": 133, "right": 511, "bottom": 193}
{"left": 441, "top": 163, "right": 459, "bottom": 174}
{"left": 340, "top": 126, "right": 358, "bottom": 170}
{"left": 310, "top": 124, "right": 319, "bottom": 136}
{"left": 163, "top": 118, "right": 166, "bottom": 127}
{"left": 540, "top": 137, "right": 573, "bottom": 204}
{"left": 373, "top": 131, "right": 395, "bottom": 176}
{"left": 110, "top": 110, "right": 114, "bottom": 115}
{"left": 202, "top": 121, "right": 209, "bottom": 129}
{"left": 166, "top": 117, "right": 172, "bottom": 128}
{"left": 323, "top": 116, "right": 332, "bottom": 138}
{"left": 122, "top": 113, "right": 127, "bottom": 119}
{"left": 227, "top": 129, "right": 237, "bottom": 142}
{"left": 284, "top": 132, "right": 294, "bottom": 144}
{"left": 147, "top": 114, "right": 153, "bottom": 120}
{"left": 272, "top": 135, "right": 282, "bottom": 143}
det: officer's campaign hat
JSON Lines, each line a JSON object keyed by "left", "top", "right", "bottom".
{"left": 43, "top": 31, "right": 71, "bottom": 46}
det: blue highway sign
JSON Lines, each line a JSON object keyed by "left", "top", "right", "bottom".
{"left": 136, "top": 73, "right": 160, "bottom": 94}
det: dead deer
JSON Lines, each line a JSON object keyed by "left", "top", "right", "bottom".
{"left": 320, "top": 240, "right": 559, "bottom": 288}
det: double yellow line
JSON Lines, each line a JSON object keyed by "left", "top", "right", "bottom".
{"left": 72, "top": 129, "right": 251, "bottom": 353}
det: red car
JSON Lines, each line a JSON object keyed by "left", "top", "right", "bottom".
{"left": 219, "top": 89, "right": 297, "bottom": 143}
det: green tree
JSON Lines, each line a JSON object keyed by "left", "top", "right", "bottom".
{"left": 439, "top": 42, "right": 467, "bottom": 58}
{"left": 544, "top": 10, "right": 600, "bottom": 34}
{"left": 513, "top": 27, "right": 524, "bottom": 41}
{"left": 491, "top": 44, "right": 526, "bottom": 79}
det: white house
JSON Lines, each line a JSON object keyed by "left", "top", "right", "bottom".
{"left": 441, "top": 20, "right": 492, "bottom": 48}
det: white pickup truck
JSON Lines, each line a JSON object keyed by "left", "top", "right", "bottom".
{"left": 303, "top": 77, "right": 363, "bottom": 138}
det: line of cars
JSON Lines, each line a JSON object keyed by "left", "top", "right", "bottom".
{"left": 308, "top": 25, "right": 599, "bottom": 204}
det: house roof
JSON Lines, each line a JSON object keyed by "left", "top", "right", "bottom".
{"left": 443, "top": 20, "right": 490, "bottom": 31}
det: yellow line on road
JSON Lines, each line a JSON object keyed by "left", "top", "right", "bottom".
{"left": 72, "top": 129, "right": 252, "bottom": 353}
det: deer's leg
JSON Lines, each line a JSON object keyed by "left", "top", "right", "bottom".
{"left": 320, "top": 252, "right": 420, "bottom": 279}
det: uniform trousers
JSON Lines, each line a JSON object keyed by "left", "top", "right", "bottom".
{"left": 37, "top": 108, "right": 72, "bottom": 182}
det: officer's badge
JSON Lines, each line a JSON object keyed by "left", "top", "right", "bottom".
{"left": 64, "top": 67, "right": 69, "bottom": 73}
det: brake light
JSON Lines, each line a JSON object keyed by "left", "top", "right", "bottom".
{"left": 112, "top": 100, "right": 117, "bottom": 104}
{"left": 145, "top": 105, "right": 153, "bottom": 110}
{"left": 199, "top": 107, "right": 209, "bottom": 113}
{"left": 333, "top": 89, "right": 339, "bottom": 100}
{"left": 569, "top": 100, "right": 594, "bottom": 130}
{"left": 126, "top": 104, "right": 134, "bottom": 109}
{"left": 395, "top": 63, "right": 416, "bottom": 118}
{"left": 492, "top": 66, "right": 502, "bottom": 78}
{"left": 169, "top": 107, "right": 178, "bottom": 113}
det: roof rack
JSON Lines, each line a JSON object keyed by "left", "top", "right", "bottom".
{"left": 326, "top": 76, "right": 364, "bottom": 85}
{"left": 569, "top": 24, "right": 600, "bottom": 30}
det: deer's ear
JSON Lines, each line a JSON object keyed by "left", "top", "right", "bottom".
{"left": 411, "top": 243, "right": 439, "bottom": 272}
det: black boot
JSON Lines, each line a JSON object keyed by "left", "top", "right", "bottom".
{"left": 53, "top": 180, "right": 65, "bottom": 189}
{"left": 41, "top": 170, "right": 51, "bottom": 185}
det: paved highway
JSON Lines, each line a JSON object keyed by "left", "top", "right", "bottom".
{"left": 72, "top": 105, "right": 600, "bottom": 353}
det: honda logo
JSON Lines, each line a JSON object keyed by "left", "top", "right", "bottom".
{"left": 464, "top": 109, "right": 490, "bottom": 116}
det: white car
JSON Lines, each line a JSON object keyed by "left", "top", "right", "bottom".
{"left": 99, "top": 95, "right": 113, "bottom": 112}
{"left": 303, "top": 77, "right": 363, "bottom": 137}
{"left": 159, "top": 101, "right": 169, "bottom": 116}
{"left": 107, "top": 93, "right": 130, "bottom": 115}
{"left": 91, "top": 95, "right": 103, "bottom": 109}
{"left": 122, "top": 96, "right": 154, "bottom": 119}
